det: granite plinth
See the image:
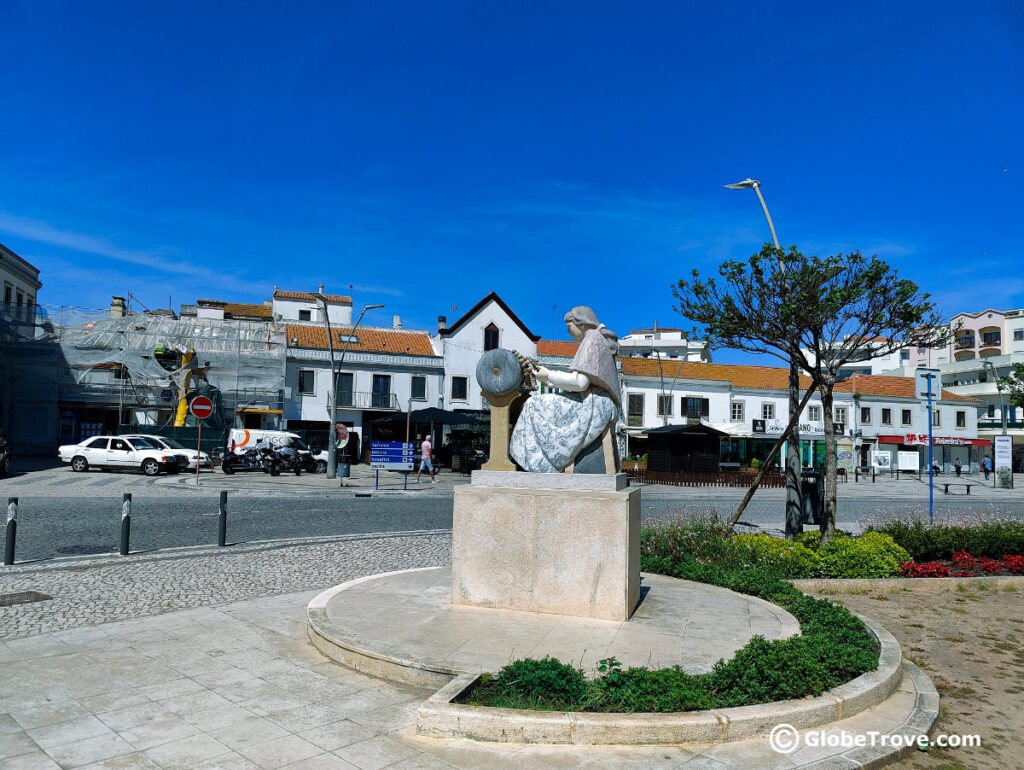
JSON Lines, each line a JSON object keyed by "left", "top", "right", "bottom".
{"left": 451, "top": 483, "right": 640, "bottom": 620}
{"left": 470, "top": 470, "right": 627, "bottom": 491}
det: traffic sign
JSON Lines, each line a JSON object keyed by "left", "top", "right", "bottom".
{"left": 189, "top": 396, "right": 214, "bottom": 420}
{"left": 915, "top": 368, "right": 940, "bottom": 400}
{"left": 335, "top": 423, "right": 350, "bottom": 449}
{"left": 370, "top": 441, "right": 414, "bottom": 471}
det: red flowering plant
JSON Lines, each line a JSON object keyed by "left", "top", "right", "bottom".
{"left": 900, "top": 562, "right": 950, "bottom": 578}
{"left": 952, "top": 551, "right": 975, "bottom": 570}
{"left": 1002, "top": 555, "right": 1024, "bottom": 575}
{"left": 976, "top": 557, "right": 1006, "bottom": 574}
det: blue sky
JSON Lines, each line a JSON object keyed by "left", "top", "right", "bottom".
{"left": 1, "top": 1, "right": 1021, "bottom": 363}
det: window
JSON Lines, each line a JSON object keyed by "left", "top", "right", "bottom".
{"left": 860, "top": 406, "right": 872, "bottom": 424}
{"left": 336, "top": 373, "right": 354, "bottom": 406}
{"left": 298, "top": 309, "right": 312, "bottom": 322}
{"left": 1015, "top": 330, "right": 1024, "bottom": 341}
{"left": 932, "top": 410, "right": 941, "bottom": 427}
{"left": 483, "top": 323, "right": 500, "bottom": 352}
{"left": 411, "top": 375, "right": 426, "bottom": 400}
{"left": 835, "top": 407, "right": 847, "bottom": 424}
{"left": 808, "top": 406, "right": 821, "bottom": 421}
{"left": 956, "top": 410, "right": 966, "bottom": 428}
{"left": 881, "top": 408, "right": 892, "bottom": 425}
{"left": 298, "top": 370, "right": 315, "bottom": 395}
{"left": 657, "top": 395, "right": 673, "bottom": 416}
{"left": 901, "top": 408, "right": 913, "bottom": 426}
{"left": 451, "top": 376, "right": 468, "bottom": 401}
{"left": 731, "top": 401, "right": 744, "bottom": 422}
{"left": 762, "top": 403, "right": 775, "bottom": 420}
{"left": 84, "top": 437, "right": 108, "bottom": 449}
{"left": 110, "top": 439, "right": 129, "bottom": 452}
{"left": 372, "top": 374, "right": 392, "bottom": 408}
{"left": 15, "top": 291, "right": 23, "bottom": 309}
{"left": 987, "top": 404, "right": 996, "bottom": 418}
{"left": 900, "top": 350, "right": 910, "bottom": 361}
{"left": 682, "top": 397, "right": 709, "bottom": 419}
{"left": 3, "top": 284, "right": 10, "bottom": 306}
{"left": 982, "top": 331, "right": 1001, "bottom": 347}
{"left": 627, "top": 394, "right": 644, "bottom": 427}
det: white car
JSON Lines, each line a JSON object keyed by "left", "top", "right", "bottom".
{"left": 58, "top": 436, "right": 188, "bottom": 476}
{"left": 122, "top": 434, "right": 211, "bottom": 469}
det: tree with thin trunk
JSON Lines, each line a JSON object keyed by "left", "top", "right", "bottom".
{"left": 998, "top": 363, "right": 1024, "bottom": 409}
{"left": 673, "top": 246, "right": 951, "bottom": 542}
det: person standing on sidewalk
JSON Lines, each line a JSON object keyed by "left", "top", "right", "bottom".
{"left": 417, "top": 434, "right": 436, "bottom": 483}
{"left": 954, "top": 457, "right": 962, "bottom": 477}
{"left": 981, "top": 455, "right": 992, "bottom": 481}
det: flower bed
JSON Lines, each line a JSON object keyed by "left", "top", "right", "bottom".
{"left": 900, "top": 551, "right": 1024, "bottom": 578}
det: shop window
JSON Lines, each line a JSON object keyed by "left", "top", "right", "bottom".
{"left": 881, "top": 408, "right": 892, "bottom": 425}
{"left": 627, "top": 394, "right": 644, "bottom": 427}
{"left": 411, "top": 375, "right": 426, "bottom": 401}
{"left": 860, "top": 406, "right": 871, "bottom": 424}
{"left": 657, "top": 395, "right": 673, "bottom": 416}
{"left": 956, "top": 410, "right": 966, "bottom": 428}
{"left": 901, "top": 409, "right": 912, "bottom": 426}
{"left": 483, "top": 323, "right": 500, "bottom": 352}
{"left": 451, "top": 376, "right": 468, "bottom": 401}
{"left": 298, "top": 370, "right": 315, "bottom": 395}
{"left": 762, "top": 403, "right": 775, "bottom": 420}
{"left": 730, "top": 401, "right": 744, "bottom": 422}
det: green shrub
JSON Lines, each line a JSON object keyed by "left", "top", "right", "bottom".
{"left": 641, "top": 514, "right": 745, "bottom": 572}
{"left": 482, "top": 657, "right": 587, "bottom": 710}
{"left": 869, "top": 520, "right": 1024, "bottom": 561}
{"left": 731, "top": 533, "right": 820, "bottom": 578}
{"left": 594, "top": 666, "right": 713, "bottom": 712}
{"left": 707, "top": 635, "right": 833, "bottom": 706}
{"left": 817, "top": 532, "right": 909, "bottom": 578}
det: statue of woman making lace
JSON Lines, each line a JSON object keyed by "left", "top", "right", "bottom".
{"left": 510, "top": 306, "right": 621, "bottom": 473}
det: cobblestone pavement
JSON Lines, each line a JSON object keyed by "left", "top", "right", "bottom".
{"left": 0, "top": 532, "right": 450, "bottom": 641}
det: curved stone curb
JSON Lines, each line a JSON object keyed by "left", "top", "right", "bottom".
{"left": 793, "top": 574, "right": 1024, "bottom": 593}
{"left": 411, "top": 609, "right": 903, "bottom": 745}
{"left": 307, "top": 566, "right": 462, "bottom": 689}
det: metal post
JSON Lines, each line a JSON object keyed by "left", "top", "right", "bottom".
{"left": 4, "top": 497, "right": 17, "bottom": 566}
{"left": 120, "top": 493, "right": 131, "bottom": 556}
{"left": 217, "top": 490, "right": 227, "bottom": 547}
{"left": 926, "top": 374, "right": 935, "bottom": 525}
{"left": 195, "top": 417, "right": 203, "bottom": 486}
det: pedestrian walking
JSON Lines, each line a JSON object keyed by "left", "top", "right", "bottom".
{"left": 417, "top": 434, "right": 436, "bottom": 483}
{"left": 954, "top": 458, "right": 962, "bottom": 477}
{"left": 981, "top": 455, "right": 992, "bottom": 481}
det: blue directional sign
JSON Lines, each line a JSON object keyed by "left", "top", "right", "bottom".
{"left": 370, "top": 441, "right": 415, "bottom": 471}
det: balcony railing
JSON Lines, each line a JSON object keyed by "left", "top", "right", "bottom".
{"left": 337, "top": 391, "right": 399, "bottom": 410}
{"left": 955, "top": 338, "right": 976, "bottom": 349}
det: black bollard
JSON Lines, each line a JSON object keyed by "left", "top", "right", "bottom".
{"left": 217, "top": 490, "right": 227, "bottom": 547}
{"left": 4, "top": 497, "right": 16, "bottom": 566}
{"left": 120, "top": 493, "right": 131, "bottom": 556}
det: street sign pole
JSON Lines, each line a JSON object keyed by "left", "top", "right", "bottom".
{"left": 196, "top": 418, "right": 202, "bottom": 486}
{"left": 924, "top": 373, "right": 935, "bottom": 525}
{"left": 189, "top": 396, "right": 215, "bottom": 487}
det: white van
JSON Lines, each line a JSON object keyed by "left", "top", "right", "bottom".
{"left": 228, "top": 429, "right": 327, "bottom": 472}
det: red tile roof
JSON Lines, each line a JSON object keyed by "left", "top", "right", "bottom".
{"left": 286, "top": 324, "right": 435, "bottom": 356}
{"left": 224, "top": 302, "right": 272, "bottom": 319}
{"left": 537, "top": 340, "right": 580, "bottom": 357}
{"left": 274, "top": 290, "right": 352, "bottom": 304}
{"left": 620, "top": 358, "right": 815, "bottom": 391}
{"left": 834, "top": 374, "right": 975, "bottom": 402}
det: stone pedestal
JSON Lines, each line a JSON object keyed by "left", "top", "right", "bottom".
{"left": 451, "top": 473, "right": 640, "bottom": 621}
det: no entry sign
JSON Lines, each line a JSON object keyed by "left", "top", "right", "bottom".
{"left": 189, "top": 396, "right": 214, "bottom": 420}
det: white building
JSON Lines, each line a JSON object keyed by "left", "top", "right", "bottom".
{"left": 433, "top": 292, "right": 539, "bottom": 413}
{"left": 273, "top": 288, "right": 353, "bottom": 326}
{"left": 0, "top": 242, "right": 42, "bottom": 335}
{"left": 618, "top": 326, "right": 709, "bottom": 362}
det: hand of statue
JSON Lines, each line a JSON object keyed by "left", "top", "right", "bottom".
{"left": 534, "top": 366, "right": 551, "bottom": 383}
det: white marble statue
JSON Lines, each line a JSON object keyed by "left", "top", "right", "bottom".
{"left": 510, "top": 306, "right": 621, "bottom": 473}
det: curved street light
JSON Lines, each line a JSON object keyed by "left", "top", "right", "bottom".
{"left": 314, "top": 293, "right": 385, "bottom": 479}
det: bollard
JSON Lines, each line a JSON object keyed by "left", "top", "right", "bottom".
{"left": 120, "top": 493, "right": 131, "bottom": 556}
{"left": 217, "top": 490, "right": 227, "bottom": 547}
{"left": 4, "top": 497, "right": 16, "bottom": 566}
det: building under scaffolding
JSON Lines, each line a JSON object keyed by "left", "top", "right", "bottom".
{"left": 0, "top": 303, "right": 285, "bottom": 455}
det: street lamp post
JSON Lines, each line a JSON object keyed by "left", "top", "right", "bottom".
{"left": 982, "top": 360, "right": 1009, "bottom": 437}
{"left": 724, "top": 178, "right": 803, "bottom": 537}
{"left": 314, "top": 293, "right": 384, "bottom": 479}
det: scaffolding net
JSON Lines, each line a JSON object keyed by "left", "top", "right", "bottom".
{"left": 1, "top": 305, "right": 285, "bottom": 454}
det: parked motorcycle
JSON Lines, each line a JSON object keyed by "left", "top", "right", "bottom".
{"left": 221, "top": 446, "right": 289, "bottom": 476}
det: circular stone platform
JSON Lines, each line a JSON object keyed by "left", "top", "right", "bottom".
{"left": 307, "top": 566, "right": 799, "bottom": 688}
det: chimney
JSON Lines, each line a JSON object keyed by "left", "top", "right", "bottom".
{"left": 318, "top": 283, "right": 325, "bottom": 295}
{"left": 111, "top": 296, "right": 126, "bottom": 318}
{"left": 393, "top": 314, "right": 402, "bottom": 329}
{"left": 437, "top": 315, "right": 447, "bottom": 333}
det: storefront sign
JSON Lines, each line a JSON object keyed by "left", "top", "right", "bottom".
{"left": 752, "top": 419, "right": 766, "bottom": 433}
{"left": 904, "top": 434, "right": 977, "bottom": 447}
{"left": 766, "top": 419, "right": 824, "bottom": 435}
